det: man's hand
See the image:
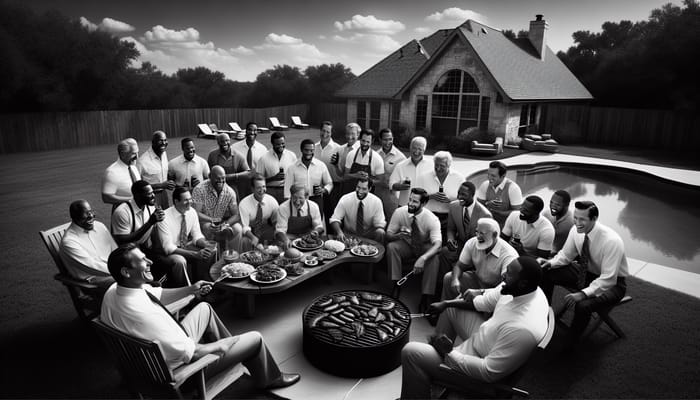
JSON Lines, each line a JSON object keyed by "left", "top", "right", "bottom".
{"left": 149, "top": 207, "right": 165, "bottom": 224}
{"left": 459, "top": 288, "right": 482, "bottom": 301}
{"left": 446, "top": 239, "right": 458, "bottom": 251}
{"left": 430, "top": 192, "right": 449, "bottom": 203}
{"left": 197, "top": 247, "right": 213, "bottom": 260}
{"left": 537, "top": 257, "right": 552, "bottom": 270}
{"left": 564, "top": 291, "right": 586, "bottom": 308}
{"left": 272, "top": 170, "right": 285, "bottom": 181}
{"left": 313, "top": 186, "right": 325, "bottom": 196}
{"left": 250, "top": 236, "right": 260, "bottom": 248}
{"left": 429, "top": 334, "right": 453, "bottom": 358}
{"left": 509, "top": 239, "right": 524, "bottom": 254}
{"left": 335, "top": 231, "right": 346, "bottom": 243}
{"left": 450, "top": 277, "right": 461, "bottom": 295}
{"left": 413, "top": 256, "right": 425, "bottom": 274}
{"left": 192, "top": 280, "right": 213, "bottom": 297}
{"left": 191, "top": 176, "right": 201, "bottom": 188}
{"left": 164, "top": 180, "right": 176, "bottom": 191}
{"left": 426, "top": 301, "right": 447, "bottom": 315}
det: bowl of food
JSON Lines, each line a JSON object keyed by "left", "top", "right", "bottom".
{"left": 250, "top": 265, "right": 287, "bottom": 284}
{"left": 222, "top": 250, "right": 239, "bottom": 263}
{"left": 221, "top": 262, "right": 255, "bottom": 279}
{"left": 282, "top": 247, "right": 304, "bottom": 262}
{"left": 240, "top": 250, "right": 271, "bottom": 266}
{"left": 304, "top": 255, "right": 319, "bottom": 267}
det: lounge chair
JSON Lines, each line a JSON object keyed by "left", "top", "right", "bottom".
{"left": 209, "top": 123, "right": 237, "bottom": 135}
{"left": 268, "top": 117, "right": 289, "bottom": 131}
{"left": 470, "top": 136, "right": 504, "bottom": 156}
{"left": 197, "top": 124, "right": 217, "bottom": 139}
{"left": 290, "top": 116, "right": 309, "bottom": 129}
{"left": 228, "top": 122, "right": 246, "bottom": 140}
{"left": 521, "top": 134, "right": 558, "bottom": 152}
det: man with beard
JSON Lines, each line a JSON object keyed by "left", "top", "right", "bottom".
{"left": 192, "top": 166, "right": 243, "bottom": 251}
{"left": 386, "top": 188, "right": 442, "bottom": 311}
{"left": 476, "top": 161, "right": 523, "bottom": 227}
{"left": 314, "top": 121, "right": 342, "bottom": 224}
{"left": 330, "top": 178, "right": 386, "bottom": 243}
{"left": 415, "top": 151, "right": 464, "bottom": 231}
{"left": 137, "top": 131, "right": 175, "bottom": 208}
{"left": 284, "top": 139, "right": 333, "bottom": 215}
{"left": 275, "top": 184, "right": 324, "bottom": 249}
{"left": 231, "top": 122, "right": 268, "bottom": 172}
{"left": 543, "top": 190, "right": 574, "bottom": 254}
{"left": 389, "top": 136, "right": 433, "bottom": 207}
{"left": 239, "top": 174, "right": 279, "bottom": 251}
{"left": 169, "top": 138, "right": 210, "bottom": 190}
{"left": 102, "top": 138, "right": 141, "bottom": 206}
{"left": 207, "top": 133, "right": 251, "bottom": 197}
{"left": 330, "top": 122, "right": 361, "bottom": 183}
{"left": 375, "top": 128, "right": 406, "bottom": 221}
{"left": 342, "top": 129, "right": 384, "bottom": 195}
{"left": 502, "top": 195, "right": 554, "bottom": 258}
{"left": 60, "top": 200, "right": 117, "bottom": 289}
{"left": 399, "top": 257, "right": 549, "bottom": 399}
{"left": 255, "top": 131, "right": 297, "bottom": 204}
{"left": 441, "top": 218, "right": 518, "bottom": 301}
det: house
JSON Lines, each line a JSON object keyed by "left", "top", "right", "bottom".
{"left": 335, "top": 15, "right": 593, "bottom": 146}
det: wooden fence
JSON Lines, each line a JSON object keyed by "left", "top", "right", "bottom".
{"left": 541, "top": 104, "right": 700, "bottom": 150}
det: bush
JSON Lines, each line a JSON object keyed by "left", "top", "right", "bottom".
{"left": 393, "top": 123, "right": 414, "bottom": 148}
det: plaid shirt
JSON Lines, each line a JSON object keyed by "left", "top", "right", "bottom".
{"left": 192, "top": 180, "right": 238, "bottom": 220}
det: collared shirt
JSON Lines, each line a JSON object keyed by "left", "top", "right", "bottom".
{"left": 502, "top": 213, "right": 555, "bottom": 257}
{"left": 344, "top": 148, "right": 385, "bottom": 176}
{"left": 111, "top": 200, "right": 156, "bottom": 246}
{"left": 168, "top": 155, "right": 210, "bottom": 188}
{"left": 336, "top": 141, "right": 360, "bottom": 176}
{"left": 157, "top": 206, "right": 204, "bottom": 255}
{"left": 276, "top": 199, "right": 323, "bottom": 233}
{"left": 458, "top": 237, "right": 519, "bottom": 287}
{"left": 284, "top": 158, "right": 333, "bottom": 199}
{"left": 191, "top": 180, "right": 238, "bottom": 221}
{"left": 206, "top": 148, "right": 249, "bottom": 175}
{"left": 388, "top": 157, "right": 434, "bottom": 206}
{"left": 377, "top": 146, "right": 406, "bottom": 189}
{"left": 445, "top": 284, "right": 549, "bottom": 382}
{"left": 231, "top": 140, "right": 267, "bottom": 169}
{"left": 238, "top": 194, "right": 279, "bottom": 234}
{"left": 543, "top": 208, "right": 574, "bottom": 253}
{"left": 415, "top": 169, "right": 465, "bottom": 214}
{"left": 137, "top": 147, "right": 168, "bottom": 186}
{"left": 387, "top": 206, "right": 441, "bottom": 245}
{"left": 330, "top": 192, "right": 386, "bottom": 234}
{"left": 102, "top": 159, "right": 141, "bottom": 202}
{"left": 315, "top": 139, "right": 342, "bottom": 182}
{"left": 476, "top": 177, "right": 523, "bottom": 207}
{"left": 255, "top": 149, "right": 298, "bottom": 188}
{"left": 59, "top": 221, "right": 117, "bottom": 281}
{"left": 550, "top": 222, "right": 629, "bottom": 297}
{"left": 101, "top": 284, "right": 195, "bottom": 370}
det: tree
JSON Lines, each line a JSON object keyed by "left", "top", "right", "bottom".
{"left": 305, "top": 63, "right": 355, "bottom": 103}
{"left": 249, "top": 65, "right": 308, "bottom": 107}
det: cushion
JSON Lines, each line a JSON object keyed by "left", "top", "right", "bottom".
{"left": 524, "top": 134, "right": 543, "bottom": 141}
{"left": 544, "top": 139, "right": 558, "bottom": 144}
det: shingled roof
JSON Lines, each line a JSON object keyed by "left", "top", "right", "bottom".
{"left": 336, "top": 19, "right": 592, "bottom": 101}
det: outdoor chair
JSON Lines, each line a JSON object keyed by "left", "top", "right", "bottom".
{"left": 520, "top": 134, "right": 558, "bottom": 153}
{"left": 470, "top": 137, "right": 504, "bottom": 156}
{"left": 434, "top": 307, "right": 555, "bottom": 398}
{"left": 197, "top": 124, "right": 217, "bottom": 139}
{"left": 290, "top": 116, "right": 309, "bottom": 129}
{"left": 268, "top": 117, "right": 289, "bottom": 131}
{"left": 92, "top": 319, "right": 246, "bottom": 400}
{"left": 208, "top": 123, "right": 237, "bottom": 136}
{"left": 556, "top": 290, "right": 633, "bottom": 339}
{"left": 228, "top": 122, "right": 246, "bottom": 140}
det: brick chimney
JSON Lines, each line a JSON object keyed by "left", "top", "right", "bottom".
{"left": 528, "top": 14, "right": 548, "bottom": 61}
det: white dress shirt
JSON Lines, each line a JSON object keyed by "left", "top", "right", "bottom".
{"left": 314, "top": 139, "right": 342, "bottom": 182}
{"left": 102, "top": 159, "right": 141, "bottom": 202}
{"left": 238, "top": 194, "right": 279, "bottom": 234}
{"left": 330, "top": 192, "right": 386, "bottom": 233}
{"left": 502, "top": 213, "right": 555, "bottom": 257}
{"left": 255, "top": 149, "right": 298, "bottom": 188}
{"left": 276, "top": 199, "right": 324, "bottom": 233}
{"left": 378, "top": 146, "right": 406, "bottom": 189}
{"left": 388, "top": 157, "right": 434, "bottom": 206}
{"left": 231, "top": 140, "right": 267, "bottom": 169}
{"left": 59, "top": 221, "right": 117, "bottom": 281}
{"left": 283, "top": 158, "right": 333, "bottom": 199}
{"left": 387, "top": 206, "right": 441, "bottom": 245}
{"left": 157, "top": 206, "right": 204, "bottom": 254}
{"left": 168, "top": 155, "right": 210, "bottom": 189}
{"left": 458, "top": 237, "right": 519, "bottom": 287}
{"left": 415, "top": 169, "right": 465, "bottom": 214}
{"left": 137, "top": 147, "right": 168, "bottom": 186}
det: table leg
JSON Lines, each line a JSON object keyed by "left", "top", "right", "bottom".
{"left": 240, "top": 294, "right": 255, "bottom": 318}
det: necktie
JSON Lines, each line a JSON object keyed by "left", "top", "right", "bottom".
{"left": 297, "top": 207, "right": 303, "bottom": 217}
{"left": 577, "top": 234, "right": 591, "bottom": 289}
{"left": 178, "top": 213, "right": 187, "bottom": 248}
{"left": 128, "top": 165, "right": 137, "bottom": 183}
{"left": 247, "top": 146, "right": 254, "bottom": 170}
{"left": 254, "top": 201, "right": 263, "bottom": 232}
{"left": 411, "top": 215, "right": 421, "bottom": 248}
{"left": 356, "top": 201, "right": 364, "bottom": 235}
{"left": 146, "top": 290, "right": 188, "bottom": 336}
{"left": 462, "top": 208, "right": 471, "bottom": 237}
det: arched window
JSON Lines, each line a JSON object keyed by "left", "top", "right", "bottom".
{"left": 431, "top": 70, "right": 490, "bottom": 136}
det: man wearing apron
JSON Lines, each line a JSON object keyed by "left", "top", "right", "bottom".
{"left": 330, "top": 122, "right": 360, "bottom": 201}
{"left": 342, "top": 129, "right": 384, "bottom": 195}
{"left": 284, "top": 139, "right": 333, "bottom": 219}
{"left": 275, "top": 184, "right": 324, "bottom": 249}
{"left": 476, "top": 161, "right": 523, "bottom": 228}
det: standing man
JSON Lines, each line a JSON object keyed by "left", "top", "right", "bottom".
{"left": 255, "top": 131, "right": 297, "bottom": 204}
{"left": 207, "top": 133, "right": 250, "bottom": 198}
{"left": 314, "top": 121, "right": 342, "bottom": 224}
{"left": 386, "top": 188, "right": 442, "bottom": 311}
{"left": 137, "top": 131, "right": 175, "bottom": 208}
{"left": 239, "top": 173, "right": 279, "bottom": 251}
{"left": 389, "top": 136, "right": 433, "bottom": 208}
{"left": 329, "top": 178, "right": 386, "bottom": 243}
{"left": 102, "top": 138, "right": 141, "bottom": 206}
{"left": 476, "top": 161, "right": 523, "bottom": 227}
{"left": 284, "top": 139, "right": 333, "bottom": 214}
{"left": 543, "top": 190, "right": 574, "bottom": 254}
{"left": 330, "top": 122, "right": 361, "bottom": 195}
{"left": 375, "top": 128, "right": 406, "bottom": 222}
{"left": 415, "top": 151, "right": 464, "bottom": 231}
{"left": 275, "top": 184, "right": 325, "bottom": 249}
{"left": 502, "top": 195, "right": 555, "bottom": 258}
{"left": 342, "top": 129, "right": 384, "bottom": 194}
{"left": 191, "top": 166, "right": 243, "bottom": 250}
{"left": 231, "top": 122, "right": 268, "bottom": 172}
{"left": 539, "top": 201, "right": 628, "bottom": 347}
{"left": 169, "top": 138, "right": 210, "bottom": 191}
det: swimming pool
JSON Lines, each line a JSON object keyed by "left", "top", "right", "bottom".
{"left": 467, "top": 164, "right": 700, "bottom": 274}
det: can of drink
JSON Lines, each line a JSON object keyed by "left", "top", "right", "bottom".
{"left": 439, "top": 186, "right": 444, "bottom": 193}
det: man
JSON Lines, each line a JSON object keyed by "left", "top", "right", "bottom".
{"left": 102, "top": 138, "right": 141, "bottom": 206}
{"left": 231, "top": 122, "right": 267, "bottom": 172}
{"left": 101, "top": 243, "right": 300, "bottom": 390}
{"left": 441, "top": 218, "right": 518, "bottom": 301}
{"left": 540, "top": 201, "right": 628, "bottom": 346}
{"left": 476, "top": 161, "right": 523, "bottom": 227}
{"left": 330, "top": 122, "right": 361, "bottom": 181}
{"left": 154, "top": 187, "right": 214, "bottom": 284}
{"left": 543, "top": 190, "right": 574, "bottom": 254}
{"left": 275, "top": 184, "right": 324, "bottom": 249}
{"left": 314, "top": 121, "right": 342, "bottom": 224}
{"left": 255, "top": 131, "right": 297, "bottom": 204}
{"left": 386, "top": 188, "right": 442, "bottom": 310}
{"left": 329, "top": 178, "right": 386, "bottom": 243}
{"left": 191, "top": 165, "right": 243, "bottom": 250}
{"left": 375, "top": 128, "right": 406, "bottom": 221}
{"left": 389, "top": 136, "right": 433, "bottom": 207}
{"left": 415, "top": 151, "right": 464, "bottom": 229}
{"left": 169, "top": 138, "right": 210, "bottom": 191}
{"left": 284, "top": 139, "right": 333, "bottom": 213}
{"left": 342, "top": 129, "right": 384, "bottom": 194}
{"left": 239, "top": 173, "right": 279, "bottom": 251}
{"left": 502, "top": 195, "right": 555, "bottom": 258}
{"left": 60, "top": 200, "right": 117, "bottom": 288}
{"left": 400, "top": 257, "right": 549, "bottom": 399}
{"left": 207, "top": 133, "right": 250, "bottom": 197}
{"left": 137, "top": 131, "right": 175, "bottom": 208}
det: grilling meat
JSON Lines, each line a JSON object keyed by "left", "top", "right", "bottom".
{"left": 309, "top": 312, "right": 329, "bottom": 328}
{"left": 328, "top": 328, "right": 344, "bottom": 342}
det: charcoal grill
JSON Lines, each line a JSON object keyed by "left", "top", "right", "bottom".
{"left": 302, "top": 290, "right": 411, "bottom": 377}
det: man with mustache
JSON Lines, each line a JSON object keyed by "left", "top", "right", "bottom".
{"left": 501, "top": 195, "right": 554, "bottom": 258}
{"left": 137, "top": 131, "right": 175, "bottom": 208}
{"left": 102, "top": 138, "right": 141, "bottom": 206}
{"left": 543, "top": 190, "right": 574, "bottom": 254}
{"left": 169, "top": 138, "right": 210, "bottom": 190}
{"left": 330, "top": 177, "right": 386, "bottom": 243}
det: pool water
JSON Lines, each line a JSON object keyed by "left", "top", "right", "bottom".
{"left": 468, "top": 164, "right": 700, "bottom": 274}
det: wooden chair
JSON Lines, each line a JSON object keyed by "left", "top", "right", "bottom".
{"left": 556, "top": 292, "right": 633, "bottom": 339}
{"left": 434, "top": 307, "right": 555, "bottom": 398}
{"left": 92, "top": 319, "right": 245, "bottom": 400}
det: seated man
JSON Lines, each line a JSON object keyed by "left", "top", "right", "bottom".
{"left": 442, "top": 218, "right": 518, "bottom": 301}
{"left": 501, "top": 195, "right": 555, "bottom": 258}
{"left": 539, "top": 201, "right": 628, "bottom": 347}
{"left": 239, "top": 173, "right": 279, "bottom": 251}
{"left": 101, "top": 243, "right": 300, "bottom": 390}
{"left": 275, "top": 184, "right": 324, "bottom": 249}
{"left": 192, "top": 165, "right": 243, "bottom": 252}
{"left": 400, "top": 256, "right": 549, "bottom": 399}
{"left": 329, "top": 178, "right": 386, "bottom": 243}
{"left": 543, "top": 190, "right": 574, "bottom": 255}
{"left": 386, "top": 188, "right": 442, "bottom": 311}
{"left": 60, "top": 200, "right": 117, "bottom": 289}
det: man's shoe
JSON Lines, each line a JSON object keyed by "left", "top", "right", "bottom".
{"left": 265, "top": 373, "right": 300, "bottom": 389}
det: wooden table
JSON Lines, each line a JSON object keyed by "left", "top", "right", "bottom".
{"left": 209, "top": 239, "right": 385, "bottom": 317}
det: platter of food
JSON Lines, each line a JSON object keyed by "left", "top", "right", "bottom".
{"left": 312, "top": 249, "right": 337, "bottom": 261}
{"left": 342, "top": 236, "right": 361, "bottom": 249}
{"left": 221, "top": 262, "right": 256, "bottom": 279}
{"left": 292, "top": 234, "right": 324, "bottom": 251}
{"left": 240, "top": 250, "right": 271, "bottom": 266}
{"left": 350, "top": 244, "right": 379, "bottom": 257}
{"left": 250, "top": 265, "right": 287, "bottom": 284}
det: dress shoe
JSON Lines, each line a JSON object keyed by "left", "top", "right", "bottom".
{"left": 265, "top": 373, "right": 300, "bottom": 389}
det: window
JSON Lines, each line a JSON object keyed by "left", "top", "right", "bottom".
{"left": 369, "top": 101, "right": 380, "bottom": 132}
{"left": 357, "top": 101, "right": 367, "bottom": 129}
{"left": 518, "top": 104, "right": 538, "bottom": 136}
{"left": 415, "top": 96, "right": 428, "bottom": 130}
{"left": 431, "top": 69, "right": 490, "bottom": 136}
{"left": 390, "top": 101, "right": 401, "bottom": 133}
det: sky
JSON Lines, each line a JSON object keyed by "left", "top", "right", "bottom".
{"left": 23, "top": 0, "right": 680, "bottom": 82}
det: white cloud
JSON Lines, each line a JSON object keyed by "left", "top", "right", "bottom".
{"left": 332, "top": 33, "right": 400, "bottom": 54}
{"left": 230, "top": 45, "right": 254, "bottom": 56}
{"left": 80, "top": 17, "right": 98, "bottom": 32}
{"left": 425, "top": 8, "right": 489, "bottom": 26}
{"left": 80, "top": 16, "right": 135, "bottom": 34}
{"left": 253, "top": 33, "right": 328, "bottom": 65}
{"left": 264, "top": 33, "right": 302, "bottom": 45}
{"left": 334, "top": 15, "right": 405, "bottom": 35}
{"left": 144, "top": 25, "right": 199, "bottom": 43}
{"left": 414, "top": 26, "right": 431, "bottom": 34}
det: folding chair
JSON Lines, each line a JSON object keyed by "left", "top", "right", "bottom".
{"left": 290, "top": 116, "right": 309, "bottom": 128}
{"left": 268, "top": 117, "right": 289, "bottom": 131}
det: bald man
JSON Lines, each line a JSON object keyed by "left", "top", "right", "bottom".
{"left": 192, "top": 165, "right": 243, "bottom": 249}
{"left": 102, "top": 138, "right": 141, "bottom": 205}
{"left": 137, "top": 131, "right": 175, "bottom": 208}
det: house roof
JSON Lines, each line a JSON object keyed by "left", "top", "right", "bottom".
{"left": 336, "top": 19, "right": 593, "bottom": 102}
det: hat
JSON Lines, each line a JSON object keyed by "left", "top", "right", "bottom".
{"left": 476, "top": 218, "right": 499, "bottom": 250}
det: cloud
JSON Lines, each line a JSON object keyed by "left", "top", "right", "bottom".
{"left": 425, "top": 8, "right": 489, "bottom": 26}
{"left": 254, "top": 33, "right": 327, "bottom": 64}
{"left": 334, "top": 15, "right": 405, "bottom": 35}
{"left": 230, "top": 45, "right": 254, "bottom": 56}
{"left": 144, "top": 25, "right": 199, "bottom": 43}
{"left": 80, "top": 16, "right": 135, "bottom": 34}
{"left": 332, "top": 33, "right": 400, "bottom": 54}
{"left": 414, "top": 26, "right": 431, "bottom": 34}
{"left": 264, "top": 33, "right": 302, "bottom": 45}
{"left": 80, "top": 17, "right": 98, "bottom": 32}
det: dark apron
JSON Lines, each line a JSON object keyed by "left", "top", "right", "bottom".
{"left": 309, "top": 194, "right": 324, "bottom": 218}
{"left": 287, "top": 201, "right": 313, "bottom": 235}
{"left": 342, "top": 149, "right": 372, "bottom": 194}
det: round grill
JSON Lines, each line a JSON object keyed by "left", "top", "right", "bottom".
{"left": 302, "top": 290, "right": 411, "bottom": 377}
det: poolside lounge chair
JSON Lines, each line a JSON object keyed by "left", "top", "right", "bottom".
{"left": 521, "top": 134, "right": 559, "bottom": 152}
{"left": 228, "top": 122, "right": 246, "bottom": 140}
{"left": 470, "top": 137, "right": 504, "bottom": 156}
{"left": 209, "top": 123, "right": 237, "bottom": 135}
{"left": 268, "top": 117, "right": 289, "bottom": 131}
{"left": 291, "top": 116, "right": 309, "bottom": 129}
{"left": 197, "top": 124, "right": 217, "bottom": 139}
